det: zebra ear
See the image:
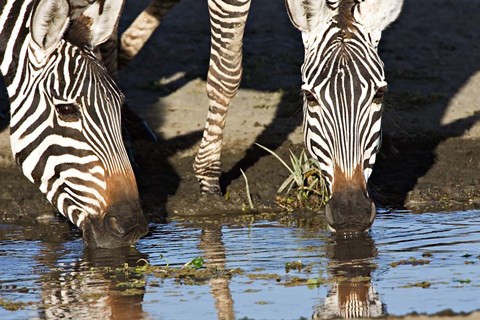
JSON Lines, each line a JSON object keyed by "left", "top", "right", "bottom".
{"left": 354, "top": 0, "right": 403, "bottom": 33}
{"left": 79, "top": 0, "right": 124, "bottom": 47}
{"left": 285, "top": 0, "right": 333, "bottom": 33}
{"left": 30, "top": 0, "right": 70, "bottom": 54}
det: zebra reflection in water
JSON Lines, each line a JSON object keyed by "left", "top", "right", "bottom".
{"left": 36, "top": 243, "right": 148, "bottom": 319}
{"left": 314, "top": 234, "right": 384, "bottom": 319}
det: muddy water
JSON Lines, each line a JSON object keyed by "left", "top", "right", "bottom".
{"left": 1, "top": 210, "right": 480, "bottom": 320}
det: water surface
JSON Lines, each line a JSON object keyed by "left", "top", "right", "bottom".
{"left": 1, "top": 210, "right": 480, "bottom": 319}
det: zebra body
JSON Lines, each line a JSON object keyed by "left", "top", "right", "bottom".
{"left": 0, "top": 0, "right": 147, "bottom": 248}
{"left": 193, "top": 0, "right": 403, "bottom": 232}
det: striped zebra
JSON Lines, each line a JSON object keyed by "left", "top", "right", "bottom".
{"left": 0, "top": 0, "right": 148, "bottom": 248}
{"left": 191, "top": 0, "right": 403, "bottom": 232}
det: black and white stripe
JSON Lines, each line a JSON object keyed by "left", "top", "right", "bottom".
{"left": 193, "top": 0, "right": 252, "bottom": 194}
{"left": 186, "top": 0, "right": 402, "bottom": 231}
{"left": 301, "top": 20, "right": 386, "bottom": 193}
{"left": 1, "top": 0, "right": 146, "bottom": 247}
{"left": 190, "top": 0, "right": 402, "bottom": 202}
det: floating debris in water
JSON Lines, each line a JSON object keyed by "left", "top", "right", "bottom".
{"left": 422, "top": 252, "right": 433, "bottom": 258}
{"left": 401, "top": 281, "right": 432, "bottom": 289}
{"left": 390, "top": 257, "right": 431, "bottom": 267}
{"left": 285, "top": 260, "right": 304, "bottom": 273}
{"left": 0, "top": 297, "right": 32, "bottom": 311}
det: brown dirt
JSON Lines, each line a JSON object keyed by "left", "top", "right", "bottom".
{"left": 2, "top": 0, "right": 480, "bottom": 225}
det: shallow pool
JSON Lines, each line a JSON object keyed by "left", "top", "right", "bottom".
{"left": 1, "top": 210, "right": 480, "bottom": 319}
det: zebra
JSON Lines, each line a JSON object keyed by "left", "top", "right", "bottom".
{"left": 0, "top": 0, "right": 148, "bottom": 248}
{"left": 191, "top": 0, "right": 403, "bottom": 232}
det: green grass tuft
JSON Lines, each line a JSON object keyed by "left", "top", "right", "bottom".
{"left": 256, "top": 144, "right": 328, "bottom": 211}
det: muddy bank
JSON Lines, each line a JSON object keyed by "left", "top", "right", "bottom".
{"left": 135, "top": 134, "right": 480, "bottom": 219}
{"left": 3, "top": 0, "right": 480, "bottom": 223}
{"left": 2, "top": 133, "right": 480, "bottom": 225}
{"left": 373, "top": 136, "right": 480, "bottom": 213}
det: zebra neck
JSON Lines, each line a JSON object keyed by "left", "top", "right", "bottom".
{"left": 0, "top": 0, "right": 34, "bottom": 87}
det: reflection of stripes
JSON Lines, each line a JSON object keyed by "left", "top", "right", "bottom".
{"left": 0, "top": 0, "right": 134, "bottom": 228}
{"left": 314, "top": 283, "right": 384, "bottom": 319}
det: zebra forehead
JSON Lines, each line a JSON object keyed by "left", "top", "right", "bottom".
{"left": 304, "top": 34, "right": 384, "bottom": 93}
{"left": 49, "top": 44, "right": 123, "bottom": 103}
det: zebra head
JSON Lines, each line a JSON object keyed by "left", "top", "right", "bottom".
{"left": 2, "top": 0, "right": 147, "bottom": 248}
{"left": 285, "top": 0, "right": 403, "bottom": 232}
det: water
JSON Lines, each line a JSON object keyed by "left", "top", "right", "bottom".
{"left": 1, "top": 210, "right": 480, "bottom": 319}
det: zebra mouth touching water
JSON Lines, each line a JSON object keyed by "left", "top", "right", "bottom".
{"left": 81, "top": 201, "right": 148, "bottom": 249}
{"left": 2, "top": 0, "right": 404, "bottom": 246}
{"left": 0, "top": 0, "right": 148, "bottom": 248}
{"left": 189, "top": 0, "right": 403, "bottom": 233}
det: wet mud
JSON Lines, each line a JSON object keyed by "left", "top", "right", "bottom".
{"left": 2, "top": 0, "right": 480, "bottom": 224}
{"left": 2, "top": 133, "right": 480, "bottom": 224}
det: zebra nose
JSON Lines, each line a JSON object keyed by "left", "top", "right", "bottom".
{"left": 104, "top": 204, "right": 148, "bottom": 239}
{"left": 325, "top": 190, "right": 376, "bottom": 233}
{"left": 82, "top": 205, "right": 147, "bottom": 249}
{"left": 105, "top": 215, "right": 126, "bottom": 237}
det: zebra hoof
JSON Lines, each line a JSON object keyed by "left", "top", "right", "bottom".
{"left": 199, "top": 181, "right": 222, "bottom": 196}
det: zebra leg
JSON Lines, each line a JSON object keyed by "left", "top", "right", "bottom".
{"left": 193, "top": 0, "right": 252, "bottom": 194}
{"left": 118, "top": 0, "right": 179, "bottom": 68}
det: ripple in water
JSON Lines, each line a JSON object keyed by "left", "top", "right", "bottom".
{"left": 0, "top": 210, "right": 479, "bottom": 320}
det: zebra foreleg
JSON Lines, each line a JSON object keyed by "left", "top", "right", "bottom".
{"left": 118, "top": 0, "right": 179, "bottom": 68}
{"left": 193, "top": 0, "right": 252, "bottom": 194}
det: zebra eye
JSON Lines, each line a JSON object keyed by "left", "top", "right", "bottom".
{"left": 373, "top": 86, "right": 388, "bottom": 104}
{"left": 55, "top": 104, "right": 80, "bottom": 118}
{"left": 304, "top": 91, "right": 318, "bottom": 107}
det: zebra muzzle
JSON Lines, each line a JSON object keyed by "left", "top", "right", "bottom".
{"left": 325, "top": 191, "right": 376, "bottom": 233}
{"left": 82, "top": 202, "right": 148, "bottom": 249}
{"left": 105, "top": 215, "right": 128, "bottom": 238}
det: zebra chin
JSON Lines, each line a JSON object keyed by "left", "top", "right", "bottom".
{"left": 80, "top": 201, "right": 148, "bottom": 249}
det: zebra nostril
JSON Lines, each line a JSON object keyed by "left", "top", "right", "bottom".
{"left": 105, "top": 215, "right": 125, "bottom": 237}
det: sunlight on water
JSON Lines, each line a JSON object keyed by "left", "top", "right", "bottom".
{"left": 372, "top": 211, "right": 480, "bottom": 315}
{"left": 1, "top": 210, "right": 480, "bottom": 320}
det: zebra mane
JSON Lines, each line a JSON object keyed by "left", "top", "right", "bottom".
{"left": 337, "top": 0, "right": 357, "bottom": 38}
{"left": 64, "top": 15, "right": 94, "bottom": 49}
{"left": 292, "top": 0, "right": 357, "bottom": 32}
{"left": 64, "top": 0, "right": 123, "bottom": 50}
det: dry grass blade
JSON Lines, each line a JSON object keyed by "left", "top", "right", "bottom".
{"left": 256, "top": 143, "right": 296, "bottom": 177}
{"left": 240, "top": 168, "right": 254, "bottom": 210}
